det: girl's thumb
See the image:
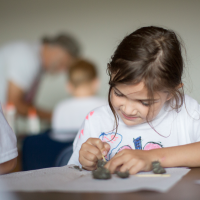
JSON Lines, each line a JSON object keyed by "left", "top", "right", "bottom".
{"left": 103, "top": 142, "right": 110, "bottom": 151}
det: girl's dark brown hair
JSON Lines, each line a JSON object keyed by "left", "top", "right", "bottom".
{"left": 107, "top": 26, "right": 185, "bottom": 135}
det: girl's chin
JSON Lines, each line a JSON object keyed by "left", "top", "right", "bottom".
{"left": 121, "top": 118, "right": 144, "bottom": 126}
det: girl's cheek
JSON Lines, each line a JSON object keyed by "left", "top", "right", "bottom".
{"left": 141, "top": 107, "right": 149, "bottom": 119}
{"left": 113, "top": 99, "right": 122, "bottom": 109}
{"left": 148, "top": 103, "right": 162, "bottom": 120}
{"left": 111, "top": 92, "right": 121, "bottom": 107}
{"left": 110, "top": 92, "right": 115, "bottom": 105}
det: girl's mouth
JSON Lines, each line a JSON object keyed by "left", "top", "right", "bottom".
{"left": 121, "top": 111, "right": 140, "bottom": 120}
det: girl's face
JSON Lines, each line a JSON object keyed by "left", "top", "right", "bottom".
{"left": 110, "top": 82, "right": 171, "bottom": 126}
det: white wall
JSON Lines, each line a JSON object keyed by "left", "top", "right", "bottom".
{"left": 0, "top": 0, "right": 200, "bottom": 109}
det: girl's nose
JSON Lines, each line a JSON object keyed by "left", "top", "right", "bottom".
{"left": 123, "top": 101, "right": 138, "bottom": 116}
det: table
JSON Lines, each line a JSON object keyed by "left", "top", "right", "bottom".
{"left": 11, "top": 167, "right": 200, "bottom": 200}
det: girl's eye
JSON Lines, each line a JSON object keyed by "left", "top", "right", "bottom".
{"left": 114, "top": 90, "right": 123, "bottom": 97}
{"left": 141, "top": 101, "right": 149, "bottom": 106}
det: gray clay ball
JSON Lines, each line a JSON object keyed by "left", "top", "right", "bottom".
{"left": 116, "top": 171, "right": 129, "bottom": 178}
{"left": 153, "top": 166, "right": 166, "bottom": 174}
{"left": 152, "top": 161, "right": 166, "bottom": 174}
{"left": 73, "top": 165, "right": 83, "bottom": 171}
{"left": 92, "top": 167, "right": 111, "bottom": 179}
{"left": 97, "top": 160, "right": 107, "bottom": 168}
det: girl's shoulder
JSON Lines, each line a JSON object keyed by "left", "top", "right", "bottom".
{"left": 180, "top": 95, "right": 200, "bottom": 118}
{"left": 85, "top": 104, "right": 113, "bottom": 122}
{"left": 184, "top": 94, "right": 199, "bottom": 108}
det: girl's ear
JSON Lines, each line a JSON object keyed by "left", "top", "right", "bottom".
{"left": 166, "top": 83, "right": 184, "bottom": 101}
{"left": 176, "top": 83, "right": 184, "bottom": 89}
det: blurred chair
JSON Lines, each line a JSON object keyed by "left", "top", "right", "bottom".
{"left": 55, "top": 145, "right": 73, "bottom": 167}
{"left": 22, "top": 129, "right": 73, "bottom": 171}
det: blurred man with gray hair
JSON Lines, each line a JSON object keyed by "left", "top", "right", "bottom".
{"left": 0, "top": 33, "right": 81, "bottom": 120}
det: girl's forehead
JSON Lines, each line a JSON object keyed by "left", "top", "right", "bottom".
{"left": 115, "top": 82, "right": 166, "bottom": 100}
{"left": 116, "top": 82, "right": 148, "bottom": 96}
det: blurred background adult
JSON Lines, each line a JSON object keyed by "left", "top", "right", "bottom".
{"left": 0, "top": 34, "right": 80, "bottom": 121}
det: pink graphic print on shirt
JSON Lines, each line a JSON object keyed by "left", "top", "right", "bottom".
{"left": 85, "top": 111, "right": 94, "bottom": 120}
{"left": 99, "top": 132, "right": 123, "bottom": 160}
{"left": 116, "top": 145, "right": 132, "bottom": 154}
{"left": 79, "top": 129, "right": 84, "bottom": 139}
{"left": 143, "top": 142, "right": 163, "bottom": 150}
{"left": 90, "top": 111, "right": 94, "bottom": 116}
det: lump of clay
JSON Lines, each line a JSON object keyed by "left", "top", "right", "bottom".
{"left": 116, "top": 171, "right": 129, "bottom": 178}
{"left": 73, "top": 165, "right": 82, "bottom": 171}
{"left": 92, "top": 167, "right": 111, "bottom": 179}
{"left": 97, "top": 159, "right": 107, "bottom": 168}
{"left": 152, "top": 161, "right": 166, "bottom": 174}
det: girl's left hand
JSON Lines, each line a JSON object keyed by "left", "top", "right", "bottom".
{"left": 105, "top": 149, "right": 154, "bottom": 174}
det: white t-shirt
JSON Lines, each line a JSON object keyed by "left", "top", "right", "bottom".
{"left": 0, "top": 42, "right": 41, "bottom": 104}
{"left": 68, "top": 95, "right": 200, "bottom": 166}
{"left": 0, "top": 104, "right": 18, "bottom": 164}
{"left": 51, "top": 97, "right": 107, "bottom": 141}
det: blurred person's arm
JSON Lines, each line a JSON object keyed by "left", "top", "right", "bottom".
{"left": 7, "top": 81, "right": 52, "bottom": 121}
{"left": 0, "top": 157, "right": 17, "bottom": 175}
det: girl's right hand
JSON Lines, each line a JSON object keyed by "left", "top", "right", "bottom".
{"left": 79, "top": 138, "right": 110, "bottom": 171}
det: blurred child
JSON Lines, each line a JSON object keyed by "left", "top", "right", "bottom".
{"left": 51, "top": 59, "right": 106, "bottom": 141}
{"left": 0, "top": 104, "right": 17, "bottom": 174}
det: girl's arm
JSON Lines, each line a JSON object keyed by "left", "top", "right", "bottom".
{"left": 0, "top": 157, "right": 17, "bottom": 175}
{"left": 151, "top": 142, "right": 200, "bottom": 167}
{"left": 7, "top": 81, "right": 52, "bottom": 121}
{"left": 105, "top": 142, "right": 200, "bottom": 174}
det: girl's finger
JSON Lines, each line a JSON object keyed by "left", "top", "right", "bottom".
{"left": 102, "top": 142, "right": 110, "bottom": 155}
{"left": 105, "top": 156, "right": 119, "bottom": 170}
{"left": 105, "top": 150, "right": 127, "bottom": 168}
{"left": 106, "top": 150, "right": 125, "bottom": 164}
{"left": 81, "top": 143, "right": 102, "bottom": 160}
{"left": 129, "top": 161, "right": 145, "bottom": 175}
{"left": 79, "top": 155, "right": 97, "bottom": 169}
{"left": 119, "top": 159, "right": 137, "bottom": 172}
{"left": 87, "top": 138, "right": 104, "bottom": 150}
{"left": 105, "top": 155, "right": 126, "bottom": 173}
{"left": 82, "top": 150, "right": 98, "bottom": 162}
{"left": 82, "top": 163, "right": 97, "bottom": 171}
{"left": 87, "top": 138, "right": 108, "bottom": 156}
{"left": 112, "top": 149, "right": 132, "bottom": 160}
{"left": 82, "top": 165, "right": 97, "bottom": 171}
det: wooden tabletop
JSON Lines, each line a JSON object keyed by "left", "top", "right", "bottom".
{"left": 12, "top": 167, "right": 200, "bottom": 200}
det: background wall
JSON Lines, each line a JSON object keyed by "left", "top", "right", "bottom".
{"left": 0, "top": 0, "right": 200, "bottom": 110}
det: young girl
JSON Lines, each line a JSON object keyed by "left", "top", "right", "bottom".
{"left": 68, "top": 26, "right": 200, "bottom": 174}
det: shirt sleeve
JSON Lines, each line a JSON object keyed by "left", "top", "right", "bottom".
{"left": 68, "top": 116, "right": 92, "bottom": 166}
{"left": 7, "top": 45, "right": 40, "bottom": 91}
{"left": 0, "top": 103, "right": 18, "bottom": 163}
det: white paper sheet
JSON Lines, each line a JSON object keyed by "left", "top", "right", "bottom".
{"left": 0, "top": 165, "right": 190, "bottom": 193}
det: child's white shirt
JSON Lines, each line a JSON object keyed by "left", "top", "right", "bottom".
{"left": 0, "top": 104, "right": 18, "bottom": 164}
{"left": 68, "top": 95, "right": 200, "bottom": 166}
{"left": 51, "top": 96, "right": 107, "bottom": 141}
